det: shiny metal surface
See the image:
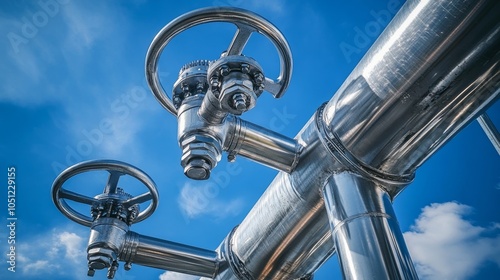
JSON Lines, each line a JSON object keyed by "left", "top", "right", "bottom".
{"left": 176, "top": 91, "right": 299, "bottom": 178}
{"left": 121, "top": 231, "right": 219, "bottom": 278}
{"left": 51, "top": 160, "right": 159, "bottom": 227}
{"left": 145, "top": 7, "right": 293, "bottom": 116}
{"left": 207, "top": 55, "right": 265, "bottom": 115}
{"left": 217, "top": 116, "right": 338, "bottom": 279}
{"left": 214, "top": 0, "right": 500, "bottom": 279}
{"left": 477, "top": 113, "right": 500, "bottom": 155}
{"left": 324, "top": 0, "right": 500, "bottom": 176}
{"left": 87, "top": 217, "right": 130, "bottom": 277}
{"left": 53, "top": 0, "right": 500, "bottom": 278}
{"left": 225, "top": 116, "right": 300, "bottom": 172}
{"left": 323, "top": 173, "right": 418, "bottom": 279}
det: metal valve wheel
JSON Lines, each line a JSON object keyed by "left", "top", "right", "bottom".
{"left": 52, "top": 160, "right": 159, "bottom": 227}
{"left": 146, "top": 6, "right": 293, "bottom": 116}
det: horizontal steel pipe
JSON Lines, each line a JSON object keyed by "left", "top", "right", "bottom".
{"left": 225, "top": 117, "right": 300, "bottom": 173}
{"left": 121, "top": 232, "right": 219, "bottom": 278}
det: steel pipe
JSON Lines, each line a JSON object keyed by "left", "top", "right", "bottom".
{"left": 121, "top": 231, "right": 219, "bottom": 278}
{"left": 212, "top": 0, "right": 500, "bottom": 279}
{"left": 217, "top": 115, "right": 339, "bottom": 279}
{"left": 323, "top": 0, "right": 500, "bottom": 178}
{"left": 323, "top": 172, "right": 418, "bottom": 279}
{"left": 176, "top": 95, "right": 300, "bottom": 176}
{"left": 477, "top": 113, "right": 500, "bottom": 155}
{"left": 225, "top": 116, "right": 300, "bottom": 173}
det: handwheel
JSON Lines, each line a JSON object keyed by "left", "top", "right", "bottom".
{"left": 51, "top": 160, "right": 159, "bottom": 227}
{"left": 146, "top": 7, "right": 293, "bottom": 116}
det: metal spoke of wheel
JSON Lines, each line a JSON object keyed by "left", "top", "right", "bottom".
{"left": 123, "top": 192, "right": 153, "bottom": 208}
{"left": 104, "top": 171, "right": 123, "bottom": 194}
{"left": 59, "top": 188, "right": 98, "bottom": 205}
{"left": 227, "top": 23, "right": 255, "bottom": 56}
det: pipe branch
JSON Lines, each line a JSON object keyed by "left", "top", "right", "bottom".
{"left": 177, "top": 93, "right": 300, "bottom": 180}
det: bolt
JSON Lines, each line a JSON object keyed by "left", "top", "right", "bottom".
{"left": 241, "top": 63, "right": 250, "bottom": 74}
{"left": 227, "top": 154, "right": 236, "bottom": 162}
{"left": 184, "top": 158, "right": 211, "bottom": 180}
{"left": 196, "top": 82, "right": 204, "bottom": 93}
{"left": 124, "top": 262, "right": 132, "bottom": 271}
{"left": 88, "top": 268, "right": 96, "bottom": 277}
{"left": 254, "top": 73, "right": 264, "bottom": 84}
{"left": 210, "top": 77, "right": 220, "bottom": 94}
{"left": 182, "top": 83, "right": 189, "bottom": 93}
{"left": 232, "top": 93, "right": 247, "bottom": 111}
{"left": 89, "top": 259, "right": 108, "bottom": 270}
{"left": 220, "top": 65, "right": 230, "bottom": 76}
{"left": 107, "top": 262, "right": 118, "bottom": 279}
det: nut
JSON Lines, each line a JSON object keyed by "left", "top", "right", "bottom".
{"left": 87, "top": 247, "right": 117, "bottom": 270}
{"left": 219, "top": 77, "right": 257, "bottom": 115}
{"left": 184, "top": 158, "right": 212, "bottom": 180}
{"left": 88, "top": 256, "right": 111, "bottom": 270}
{"left": 179, "top": 134, "right": 222, "bottom": 180}
{"left": 181, "top": 143, "right": 221, "bottom": 169}
{"left": 220, "top": 65, "right": 230, "bottom": 76}
{"left": 241, "top": 63, "right": 250, "bottom": 74}
{"left": 254, "top": 72, "right": 264, "bottom": 84}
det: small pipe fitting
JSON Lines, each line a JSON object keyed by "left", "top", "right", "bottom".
{"left": 180, "top": 134, "right": 222, "bottom": 180}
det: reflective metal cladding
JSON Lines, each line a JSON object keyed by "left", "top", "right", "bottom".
{"left": 50, "top": 0, "right": 499, "bottom": 279}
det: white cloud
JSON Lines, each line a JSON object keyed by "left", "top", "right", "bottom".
{"left": 404, "top": 202, "right": 500, "bottom": 280}
{"left": 23, "top": 260, "right": 60, "bottom": 275}
{"left": 159, "top": 271, "right": 200, "bottom": 280}
{"left": 17, "top": 227, "right": 88, "bottom": 279}
{"left": 59, "top": 231, "right": 86, "bottom": 262}
{"left": 178, "top": 182, "right": 244, "bottom": 220}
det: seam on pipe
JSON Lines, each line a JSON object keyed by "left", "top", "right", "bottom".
{"left": 221, "top": 226, "right": 255, "bottom": 280}
{"left": 330, "top": 212, "right": 394, "bottom": 236}
{"left": 315, "top": 103, "right": 414, "bottom": 192}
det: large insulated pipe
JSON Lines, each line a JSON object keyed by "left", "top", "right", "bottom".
{"left": 213, "top": 0, "right": 499, "bottom": 279}
{"left": 323, "top": 0, "right": 500, "bottom": 180}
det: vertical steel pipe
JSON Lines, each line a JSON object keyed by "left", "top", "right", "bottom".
{"left": 323, "top": 172, "right": 418, "bottom": 279}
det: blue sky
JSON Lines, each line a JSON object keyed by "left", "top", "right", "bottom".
{"left": 0, "top": 1, "right": 499, "bottom": 280}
